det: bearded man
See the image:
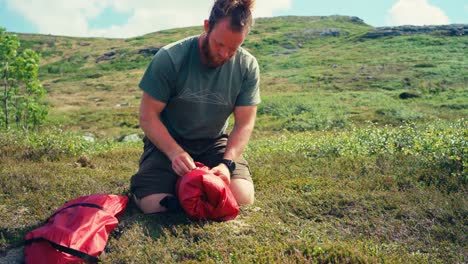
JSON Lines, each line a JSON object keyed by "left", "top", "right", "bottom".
{"left": 130, "top": 0, "right": 260, "bottom": 213}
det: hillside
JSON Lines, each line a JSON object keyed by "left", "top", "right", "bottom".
{"left": 13, "top": 15, "right": 467, "bottom": 139}
{"left": 0, "top": 16, "right": 467, "bottom": 263}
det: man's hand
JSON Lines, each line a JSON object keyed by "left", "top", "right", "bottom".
{"left": 170, "top": 150, "right": 196, "bottom": 176}
{"left": 210, "top": 164, "right": 231, "bottom": 185}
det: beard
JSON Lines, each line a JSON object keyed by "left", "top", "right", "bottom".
{"left": 201, "top": 33, "right": 229, "bottom": 68}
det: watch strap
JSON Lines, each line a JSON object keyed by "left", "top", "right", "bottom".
{"left": 220, "top": 159, "right": 236, "bottom": 174}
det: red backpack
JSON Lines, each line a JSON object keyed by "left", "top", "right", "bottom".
{"left": 24, "top": 194, "right": 128, "bottom": 264}
{"left": 176, "top": 163, "right": 239, "bottom": 221}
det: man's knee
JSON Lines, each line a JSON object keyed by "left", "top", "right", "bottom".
{"left": 230, "top": 179, "right": 255, "bottom": 205}
{"left": 133, "top": 193, "right": 174, "bottom": 214}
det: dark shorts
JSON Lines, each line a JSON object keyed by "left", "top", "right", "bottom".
{"left": 130, "top": 136, "right": 253, "bottom": 199}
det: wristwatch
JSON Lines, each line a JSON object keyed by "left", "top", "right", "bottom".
{"left": 220, "top": 159, "right": 236, "bottom": 174}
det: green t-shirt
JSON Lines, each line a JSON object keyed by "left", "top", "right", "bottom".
{"left": 139, "top": 36, "right": 261, "bottom": 142}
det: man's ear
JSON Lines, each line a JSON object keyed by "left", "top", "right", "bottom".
{"left": 204, "top": 19, "right": 210, "bottom": 33}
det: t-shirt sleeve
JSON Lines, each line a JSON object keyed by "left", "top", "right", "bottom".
{"left": 236, "top": 57, "right": 261, "bottom": 106}
{"left": 138, "top": 49, "right": 175, "bottom": 102}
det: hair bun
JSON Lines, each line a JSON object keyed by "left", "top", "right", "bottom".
{"left": 240, "top": 0, "right": 255, "bottom": 11}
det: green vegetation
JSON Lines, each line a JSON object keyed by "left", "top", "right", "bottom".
{"left": 1, "top": 120, "right": 465, "bottom": 263}
{"left": 0, "top": 16, "right": 466, "bottom": 263}
{"left": 0, "top": 28, "right": 48, "bottom": 130}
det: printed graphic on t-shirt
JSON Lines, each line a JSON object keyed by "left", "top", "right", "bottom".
{"left": 178, "top": 87, "right": 230, "bottom": 106}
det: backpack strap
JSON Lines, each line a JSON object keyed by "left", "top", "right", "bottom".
{"left": 47, "top": 202, "right": 104, "bottom": 222}
{"left": 25, "top": 237, "right": 100, "bottom": 263}
{"left": 24, "top": 202, "right": 105, "bottom": 262}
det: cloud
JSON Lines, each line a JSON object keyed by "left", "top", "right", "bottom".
{"left": 5, "top": 0, "right": 292, "bottom": 38}
{"left": 253, "top": 0, "right": 292, "bottom": 17}
{"left": 387, "top": 0, "right": 450, "bottom": 26}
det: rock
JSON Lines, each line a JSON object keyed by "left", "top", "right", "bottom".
{"left": 104, "top": 51, "right": 117, "bottom": 57}
{"left": 349, "top": 16, "right": 365, "bottom": 24}
{"left": 363, "top": 24, "right": 468, "bottom": 39}
{"left": 115, "top": 102, "right": 130, "bottom": 107}
{"left": 320, "top": 28, "right": 341, "bottom": 37}
{"left": 138, "top": 47, "right": 160, "bottom": 56}
{"left": 82, "top": 135, "right": 95, "bottom": 143}
{"left": 326, "top": 15, "right": 366, "bottom": 25}
{"left": 96, "top": 50, "right": 118, "bottom": 63}
{"left": 399, "top": 92, "right": 421, "bottom": 99}
{"left": 285, "top": 27, "right": 343, "bottom": 40}
{"left": 364, "top": 30, "right": 402, "bottom": 39}
{"left": 118, "top": 134, "right": 141, "bottom": 143}
{"left": 82, "top": 132, "right": 96, "bottom": 143}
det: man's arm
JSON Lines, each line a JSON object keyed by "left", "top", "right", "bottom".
{"left": 223, "top": 105, "right": 257, "bottom": 160}
{"left": 139, "top": 91, "right": 196, "bottom": 176}
{"left": 211, "top": 105, "right": 257, "bottom": 183}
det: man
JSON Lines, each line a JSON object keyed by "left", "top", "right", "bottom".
{"left": 130, "top": 0, "right": 260, "bottom": 214}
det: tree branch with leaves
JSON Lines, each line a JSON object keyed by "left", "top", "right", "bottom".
{"left": 0, "top": 27, "right": 48, "bottom": 131}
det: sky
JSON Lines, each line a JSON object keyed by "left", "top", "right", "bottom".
{"left": 0, "top": 0, "right": 466, "bottom": 38}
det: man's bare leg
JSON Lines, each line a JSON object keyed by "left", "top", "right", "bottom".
{"left": 229, "top": 178, "right": 255, "bottom": 205}
{"left": 133, "top": 193, "right": 174, "bottom": 214}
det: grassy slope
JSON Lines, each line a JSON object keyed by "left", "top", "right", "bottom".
{"left": 15, "top": 15, "right": 468, "bottom": 138}
{"left": 0, "top": 16, "right": 467, "bottom": 263}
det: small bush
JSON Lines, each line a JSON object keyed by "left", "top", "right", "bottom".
{"left": 247, "top": 119, "right": 466, "bottom": 192}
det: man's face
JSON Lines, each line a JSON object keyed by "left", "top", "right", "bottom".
{"left": 202, "top": 18, "right": 247, "bottom": 68}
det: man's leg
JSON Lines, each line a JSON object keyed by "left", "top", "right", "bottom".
{"left": 230, "top": 178, "right": 255, "bottom": 205}
{"left": 133, "top": 193, "right": 173, "bottom": 214}
{"left": 130, "top": 137, "right": 178, "bottom": 214}
{"left": 196, "top": 136, "right": 256, "bottom": 206}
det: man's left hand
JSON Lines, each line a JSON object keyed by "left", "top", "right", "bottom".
{"left": 210, "top": 164, "right": 231, "bottom": 185}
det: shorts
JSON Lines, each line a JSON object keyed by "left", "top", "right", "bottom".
{"left": 130, "top": 136, "right": 253, "bottom": 199}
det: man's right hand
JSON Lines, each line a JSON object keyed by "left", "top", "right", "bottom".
{"left": 170, "top": 150, "right": 196, "bottom": 176}
{"left": 139, "top": 92, "right": 196, "bottom": 176}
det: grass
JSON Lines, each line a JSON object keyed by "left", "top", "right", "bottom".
{"left": 0, "top": 120, "right": 465, "bottom": 263}
{"left": 0, "top": 15, "right": 467, "bottom": 263}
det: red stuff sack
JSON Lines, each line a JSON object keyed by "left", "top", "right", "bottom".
{"left": 24, "top": 194, "right": 128, "bottom": 264}
{"left": 176, "top": 163, "right": 239, "bottom": 221}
